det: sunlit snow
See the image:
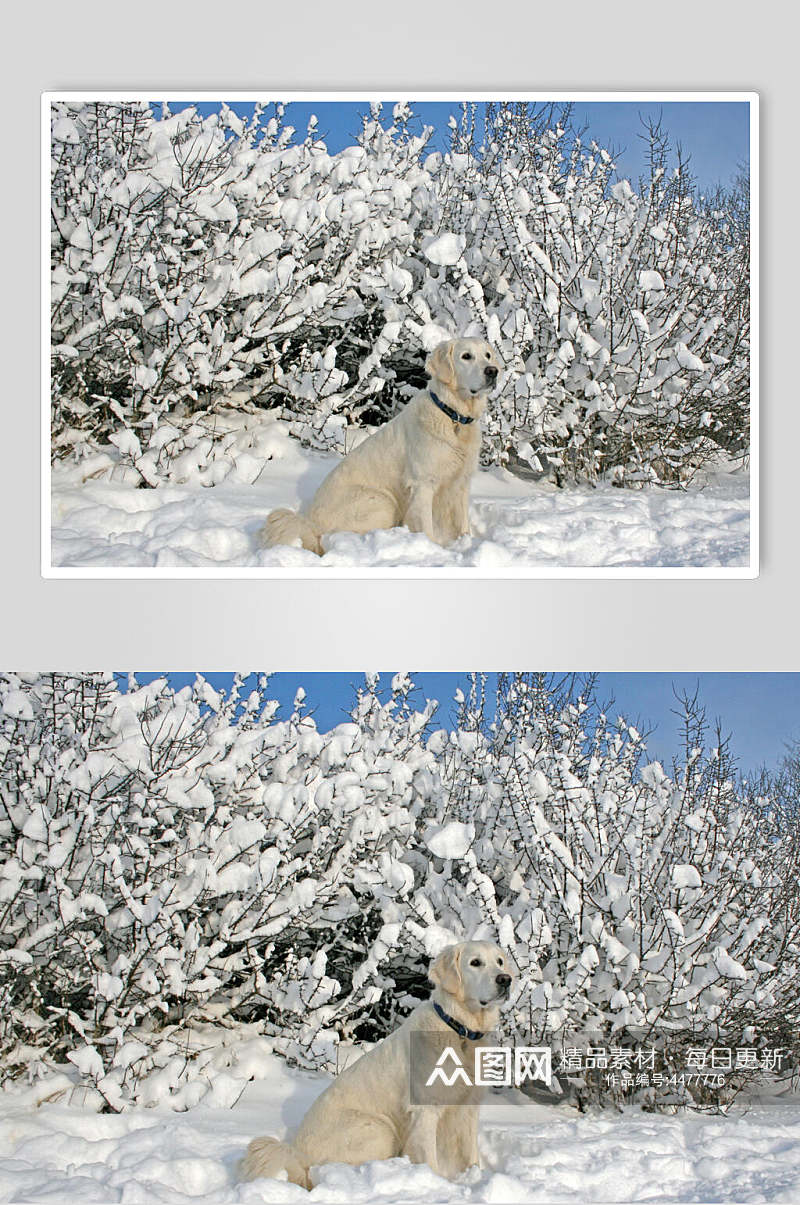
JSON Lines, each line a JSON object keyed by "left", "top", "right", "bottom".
{"left": 1, "top": 1054, "right": 797, "bottom": 1203}
{"left": 50, "top": 419, "right": 750, "bottom": 571}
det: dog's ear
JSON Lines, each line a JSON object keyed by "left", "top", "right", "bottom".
{"left": 429, "top": 944, "right": 464, "bottom": 998}
{"left": 425, "top": 340, "right": 456, "bottom": 388}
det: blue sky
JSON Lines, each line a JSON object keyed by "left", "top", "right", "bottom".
{"left": 153, "top": 98, "right": 750, "bottom": 195}
{"left": 127, "top": 673, "right": 799, "bottom": 777}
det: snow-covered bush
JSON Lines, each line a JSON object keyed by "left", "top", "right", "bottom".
{"left": 2, "top": 672, "right": 791, "bottom": 1112}
{"left": 50, "top": 101, "right": 750, "bottom": 488}
{"left": 445, "top": 675, "right": 799, "bottom": 1104}
{"left": 0, "top": 672, "right": 445, "bottom": 1106}
{"left": 441, "top": 107, "right": 751, "bottom": 484}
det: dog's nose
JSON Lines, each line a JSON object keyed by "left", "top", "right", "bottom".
{"left": 496, "top": 973, "right": 512, "bottom": 987}
{"left": 485, "top": 365, "right": 498, "bottom": 380}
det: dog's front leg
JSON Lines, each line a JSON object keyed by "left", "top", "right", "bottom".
{"left": 403, "top": 483, "right": 438, "bottom": 544}
{"left": 432, "top": 477, "right": 472, "bottom": 544}
{"left": 402, "top": 1106, "right": 443, "bottom": 1175}
{"left": 449, "top": 478, "right": 472, "bottom": 539}
{"left": 450, "top": 1104, "right": 480, "bottom": 1173}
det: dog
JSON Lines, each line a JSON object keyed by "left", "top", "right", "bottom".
{"left": 258, "top": 337, "right": 502, "bottom": 554}
{"left": 239, "top": 940, "right": 514, "bottom": 1186}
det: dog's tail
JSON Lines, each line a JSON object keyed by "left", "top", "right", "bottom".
{"left": 258, "top": 508, "right": 323, "bottom": 556}
{"left": 239, "top": 1136, "right": 310, "bottom": 1189}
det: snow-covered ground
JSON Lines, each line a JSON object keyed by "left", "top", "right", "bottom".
{"left": 1, "top": 1053, "right": 798, "bottom": 1203}
{"left": 49, "top": 420, "right": 751, "bottom": 572}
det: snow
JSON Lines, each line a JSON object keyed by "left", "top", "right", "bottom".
{"left": 1, "top": 690, "right": 35, "bottom": 720}
{"left": 425, "top": 821, "right": 475, "bottom": 859}
{"left": 712, "top": 945, "right": 750, "bottom": 981}
{"left": 672, "top": 865, "right": 703, "bottom": 890}
{"left": 49, "top": 420, "right": 750, "bottom": 571}
{"left": 422, "top": 233, "right": 467, "bottom": 266}
{"left": 638, "top": 270, "right": 666, "bottom": 292}
{"left": 1, "top": 1054, "right": 798, "bottom": 1203}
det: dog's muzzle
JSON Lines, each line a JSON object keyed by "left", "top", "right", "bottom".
{"left": 481, "top": 973, "right": 513, "bottom": 1005}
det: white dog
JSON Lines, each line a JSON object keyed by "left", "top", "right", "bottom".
{"left": 239, "top": 941, "right": 514, "bottom": 1187}
{"left": 258, "top": 337, "right": 501, "bottom": 554}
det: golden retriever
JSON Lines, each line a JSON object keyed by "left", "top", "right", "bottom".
{"left": 239, "top": 941, "right": 514, "bottom": 1187}
{"left": 258, "top": 337, "right": 501, "bottom": 554}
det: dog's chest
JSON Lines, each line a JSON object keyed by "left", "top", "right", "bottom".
{"left": 413, "top": 1030, "right": 490, "bottom": 1106}
{"left": 438, "top": 424, "right": 480, "bottom": 475}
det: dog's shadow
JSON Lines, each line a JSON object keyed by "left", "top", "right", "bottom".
{"left": 292, "top": 453, "right": 335, "bottom": 507}
{"left": 249, "top": 448, "right": 340, "bottom": 550}
{"left": 278, "top": 1067, "right": 330, "bottom": 1130}
{"left": 224, "top": 1071, "right": 329, "bottom": 1188}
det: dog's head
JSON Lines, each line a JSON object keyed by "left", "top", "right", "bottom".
{"left": 425, "top": 338, "right": 502, "bottom": 411}
{"left": 428, "top": 940, "right": 514, "bottom": 1030}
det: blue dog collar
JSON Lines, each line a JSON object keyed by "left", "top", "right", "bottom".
{"left": 429, "top": 390, "right": 475, "bottom": 427}
{"left": 433, "top": 1001, "right": 485, "bottom": 1041}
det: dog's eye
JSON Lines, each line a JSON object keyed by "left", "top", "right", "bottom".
{"left": 470, "top": 958, "right": 483, "bottom": 967}
{"left": 461, "top": 352, "right": 473, "bottom": 360}
{"left": 497, "top": 958, "right": 503, "bottom": 966}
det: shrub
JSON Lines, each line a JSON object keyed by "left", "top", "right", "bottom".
{"left": 50, "top": 101, "right": 750, "bottom": 488}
